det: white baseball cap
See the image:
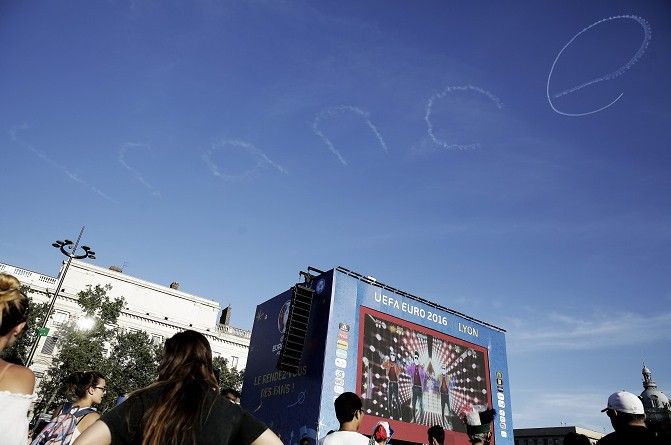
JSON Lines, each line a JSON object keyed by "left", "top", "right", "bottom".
{"left": 601, "top": 391, "right": 645, "bottom": 415}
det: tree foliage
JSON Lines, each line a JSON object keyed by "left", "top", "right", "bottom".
{"left": 103, "top": 330, "right": 160, "bottom": 412}
{"left": 34, "top": 285, "right": 159, "bottom": 415}
{"left": 33, "top": 284, "right": 245, "bottom": 417}
{"left": 212, "top": 356, "right": 245, "bottom": 391}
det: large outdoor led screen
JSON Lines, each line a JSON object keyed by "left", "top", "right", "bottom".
{"left": 357, "top": 307, "right": 492, "bottom": 444}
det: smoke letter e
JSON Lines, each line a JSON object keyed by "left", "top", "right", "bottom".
{"left": 546, "top": 15, "right": 652, "bottom": 117}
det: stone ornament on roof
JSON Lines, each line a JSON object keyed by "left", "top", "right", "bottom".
{"left": 639, "top": 365, "right": 671, "bottom": 424}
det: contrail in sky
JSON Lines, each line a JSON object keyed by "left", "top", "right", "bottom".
{"left": 425, "top": 85, "right": 503, "bottom": 150}
{"left": 546, "top": 15, "right": 652, "bottom": 117}
{"left": 118, "top": 142, "right": 161, "bottom": 198}
{"left": 9, "top": 124, "right": 116, "bottom": 202}
{"left": 312, "top": 105, "right": 389, "bottom": 165}
{"left": 202, "top": 139, "right": 287, "bottom": 180}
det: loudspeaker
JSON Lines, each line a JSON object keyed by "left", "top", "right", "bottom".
{"left": 276, "top": 283, "right": 314, "bottom": 373}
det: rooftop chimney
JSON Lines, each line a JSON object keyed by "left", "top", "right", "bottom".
{"left": 219, "top": 305, "right": 232, "bottom": 325}
{"left": 169, "top": 282, "right": 180, "bottom": 290}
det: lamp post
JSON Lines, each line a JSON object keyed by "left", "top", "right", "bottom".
{"left": 25, "top": 226, "right": 96, "bottom": 367}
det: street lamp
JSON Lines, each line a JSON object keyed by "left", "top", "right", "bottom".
{"left": 25, "top": 226, "right": 96, "bottom": 367}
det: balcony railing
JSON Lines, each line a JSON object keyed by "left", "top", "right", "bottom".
{"left": 216, "top": 323, "right": 251, "bottom": 339}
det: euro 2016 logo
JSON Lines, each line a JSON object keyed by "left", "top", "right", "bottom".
{"left": 315, "top": 278, "right": 325, "bottom": 295}
{"left": 277, "top": 300, "right": 291, "bottom": 334}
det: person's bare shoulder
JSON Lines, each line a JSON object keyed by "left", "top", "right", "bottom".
{"left": 1, "top": 365, "right": 36, "bottom": 394}
{"left": 77, "top": 411, "right": 101, "bottom": 433}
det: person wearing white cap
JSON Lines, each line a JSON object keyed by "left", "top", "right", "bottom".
{"left": 596, "top": 391, "right": 658, "bottom": 445}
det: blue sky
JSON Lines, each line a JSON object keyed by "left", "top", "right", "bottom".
{"left": 1, "top": 0, "right": 670, "bottom": 433}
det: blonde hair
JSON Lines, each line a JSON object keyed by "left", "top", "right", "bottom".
{"left": 0, "top": 273, "right": 29, "bottom": 336}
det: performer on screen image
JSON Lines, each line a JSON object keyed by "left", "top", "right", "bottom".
{"left": 380, "top": 347, "right": 402, "bottom": 419}
{"left": 438, "top": 365, "right": 452, "bottom": 429}
{"left": 425, "top": 361, "right": 436, "bottom": 393}
{"left": 405, "top": 351, "right": 426, "bottom": 423}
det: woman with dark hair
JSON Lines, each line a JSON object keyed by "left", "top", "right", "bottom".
{"left": 74, "top": 330, "right": 283, "bottom": 445}
{"left": 62, "top": 371, "right": 106, "bottom": 440}
{"left": 32, "top": 371, "right": 106, "bottom": 444}
{"left": 0, "top": 273, "right": 35, "bottom": 444}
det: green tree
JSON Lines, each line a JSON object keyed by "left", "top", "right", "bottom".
{"left": 0, "top": 285, "right": 49, "bottom": 364}
{"left": 34, "top": 284, "right": 125, "bottom": 416}
{"left": 34, "top": 284, "right": 239, "bottom": 417}
{"left": 102, "top": 330, "right": 161, "bottom": 412}
{"left": 34, "top": 284, "right": 163, "bottom": 416}
{"left": 212, "top": 356, "right": 245, "bottom": 390}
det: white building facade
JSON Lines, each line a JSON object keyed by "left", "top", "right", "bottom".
{"left": 0, "top": 259, "right": 250, "bottom": 378}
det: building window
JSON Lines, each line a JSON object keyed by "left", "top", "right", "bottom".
{"left": 41, "top": 336, "right": 59, "bottom": 355}
{"left": 52, "top": 310, "right": 70, "bottom": 325}
{"left": 151, "top": 334, "right": 164, "bottom": 345}
{"left": 231, "top": 356, "right": 239, "bottom": 368}
{"left": 102, "top": 340, "right": 113, "bottom": 357}
{"left": 128, "top": 327, "right": 141, "bottom": 334}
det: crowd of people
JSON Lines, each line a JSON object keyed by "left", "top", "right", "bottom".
{"left": 1, "top": 271, "right": 668, "bottom": 445}
{"left": 320, "top": 389, "right": 666, "bottom": 445}
{"left": 320, "top": 391, "right": 495, "bottom": 445}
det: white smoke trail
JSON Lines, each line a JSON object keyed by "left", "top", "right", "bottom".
{"left": 118, "top": 143, "right": 161, "bottom": 198}
{"left": 9, "top": 124, "right": 117, "bottom": 202}
{"left": 312, "top": 105, "right": 389, "bottom": 165}
{"left": 202, "top": 139, "right": 287, "bottom": 181}
{"left": 546, "top": 15, "right": 652, "bottom": 117}
{"left": 425, "top": 85, "right": 503, "bottom": 150}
